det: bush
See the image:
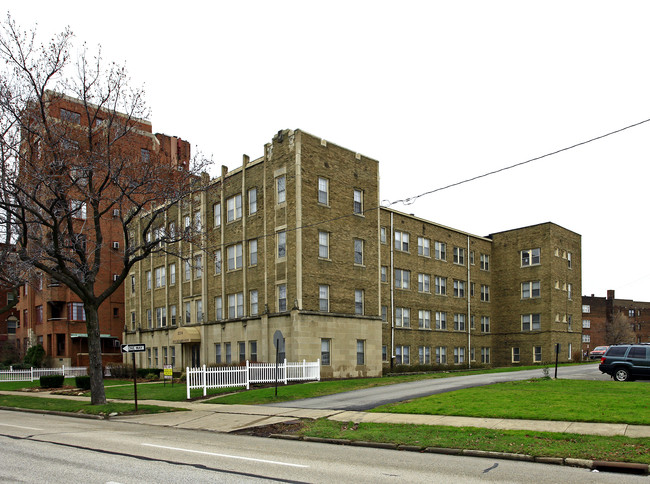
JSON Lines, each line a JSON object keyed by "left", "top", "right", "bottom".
{"left": 137, "top": 368, "right": 161, "bottom": 379}
{"left": 40, "top": 374, "right": 64, "bottom": 388}
{"left": 106, "top": 363, "right": 131, "bottom": 379}
{"left": 24, "top": 344, "right": 46, "bottom": 368}
{"left": 75, "top": 375, "right": 91, "bottom": 390}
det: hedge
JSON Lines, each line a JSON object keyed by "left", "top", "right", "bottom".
{"left": 40, "top": 374, "right": 64, "bottom": 388}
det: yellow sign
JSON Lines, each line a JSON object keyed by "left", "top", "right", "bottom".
{"left": 164, "top": 365, "right": 173, "bottom": 379}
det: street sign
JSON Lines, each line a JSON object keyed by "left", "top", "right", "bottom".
{"left": 121, "top": 344, "right": 146, "bottom": 353}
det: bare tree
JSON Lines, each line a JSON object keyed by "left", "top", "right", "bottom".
{"left": 606, "top": 311, "right": 636, "bottom": 345}
{"left": 0, "top": 15, "right": 209, "bottom": 404}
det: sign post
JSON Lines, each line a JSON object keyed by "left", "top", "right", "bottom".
{"left": 273, "top": 330, "right": 284, "bottom": 397}
{"left": 554, "top": 343, "right": 560, "bottom": 379}
{"left": 121, "top": 344, "right": 146, "bottom": 411}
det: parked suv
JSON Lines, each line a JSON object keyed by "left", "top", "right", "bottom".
{"left": 599, "top": 344, "right": 650, "bottom": 381}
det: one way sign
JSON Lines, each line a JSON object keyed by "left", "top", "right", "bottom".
{"left": 121, "top": 344, "right": 146, "bottom": 353}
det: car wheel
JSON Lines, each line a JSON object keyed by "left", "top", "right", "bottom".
{"left": 614, "top": 368, "right": 630, "bottom": 382}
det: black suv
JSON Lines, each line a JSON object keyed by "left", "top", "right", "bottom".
{"left": 599, "top": 344, "right": 650, "bottom": 381}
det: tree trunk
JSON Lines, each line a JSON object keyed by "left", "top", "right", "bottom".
{"left": 85, "top": 304, "right": 106, "bottom": 405}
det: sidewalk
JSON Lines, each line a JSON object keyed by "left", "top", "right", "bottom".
{"left": 2, "top": 389, "right": 650, "bottom": 438}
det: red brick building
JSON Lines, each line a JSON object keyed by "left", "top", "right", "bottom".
{"left": 0, "top": 286, "right": 20, "bottom": 360}
{"left": 581, "top": 290, "right": 650, "bottom": 355}
{"left": 14, "top": 95, "right": 190, "bottom": 367}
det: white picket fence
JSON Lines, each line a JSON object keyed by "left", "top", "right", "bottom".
{"left": 0, "top": 366, "right": 88, "bottom": 382}
{"left": 187, "top": 359, "right": 320, "bottom": 399}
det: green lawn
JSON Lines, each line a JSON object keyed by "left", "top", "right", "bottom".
{"left": 372, "top": 378, "right": 650, "bottom": 425}
{"left": 0, "top": 394, "right": 181, "bottom": 416}
{"left": 299, "top": 420, "right": 650, "bottom": 464}
{"left": 100, "top": 381, "right": 236, "bottom": 401}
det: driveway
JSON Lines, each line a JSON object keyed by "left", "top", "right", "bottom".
{"left": 268, "top": 363, "right": 608, "bottom": 411}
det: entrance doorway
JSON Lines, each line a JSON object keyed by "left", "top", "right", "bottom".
{"left": 191, "top": 344, "right": 200, "bottom": 368}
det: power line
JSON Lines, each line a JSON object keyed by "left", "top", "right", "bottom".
{"left": 386, "top": 116, "right": 650, "bottom": 207}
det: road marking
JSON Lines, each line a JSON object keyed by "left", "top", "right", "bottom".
{"left": 142, "top": 443, "right": 309, "bottom": 468}
{"left": 0, "top": 423, "right": 43, "bottom": 431}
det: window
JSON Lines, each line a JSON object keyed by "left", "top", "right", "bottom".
{"left": 228, "top": 292, "right": 244, "bottom": 318}
{"left": 250, "top": 290, "right": 258, "bottom": 316}
{"left": 227, "top": 243, "right": 243, "bottom": 270}
{"left": 277, "top": 175, "right": 286, "bottom": 204}
{"left": 418, "top": 310, "right": 431, "bottom": 329}
{"left": 436, "top": 346, "right": 447, "bottom": 364}
{"left": 168, "top": 222, "right": 176, "bottom": 239}
{"left": 582, "top": 305, "right": 590, "bottom": 313}
{"left": 454, "top": 313, "right": 466, "bottom": 331}
{"left": 582, "top": 334, "right": 591, "bottom": 343}
{"left": 453, "top": 280, "right": 465, "bottom": 298}
{"left": 380, "top": 227, "right": 387, "bottom": 244}
{"left": 170, "top": 305, "right": 177, "bottom": 326}
{"left": 249, "top": 239, "right": 258, "bottom": 266}
{"left": 130, "top": 311, "right": 136, "bottom": 331}
{"left": 470, "top": 283, "right": 475, "bottom": 297}
{"left": 418, "top": 273, "right": 430, "bottom": 293}
{"left": 357, "top": 340, "right": 365, "bottom": 365}
{"left": 395, "top": 307, "right": 410, "bottom": 327}
{"left": 70, "top": 200, "right": 87, "bottom": 220}
{"left": 141, "top": 149, "right": 151, "bottom": 163}
{"left": 480, "top": 285, "right": 490, "bottom": 302}
{"left": 156, "top": 307, "right": 167, "bottom": 327}
{"left": 521, "top": 248, "right": 541, "bottom": 266}
{"left": 381, "top": 266, "right": 388, "bottom": 283}
{"left": 522, "top": 314, "right": 541, "bottom": 331}
{"left": 567, "top": 283, "right": 572, "bottom": 300}
{"left": 277, "top": 231, "right": 286, "bottom": 259}
{"left": 480, "top": 254, "right": 489, "bottom": 271}
{"left": 481, "top": 316, "right": 490, "bottom": 333}
{"left": 481, "top": 347, "right": 490, "bottom": 364}
{"left": 225, "top": 343, "right": 232, "bottom": 364}
{"left": 147, "top": 348, "right": 152, "bottom": 367}
{"left": 318, "top": 177, "right": 328, "bottom": 205}
{"left": 145, "top": 270, "right": 152, "bottom": 290}
{"left": 321, "top": 339, "right": 331, "bottom": 365}
{"left": 395, "top": 269, "right": 410, "bottom": 289}
{"left": 213, "top": 203, "right": 221, "bottom": 227}
{"left": 395, "top": 346, "right": 410, "bottom": 365}
{"left": 382, "top": 345, "right": 388, "bottom": 362}
{"left": 355, "top": 289, "right": 364, "bottom": 315}
{"left": 434, "top": 241, "right": 446, "bottom": 260}
{"left": 196, "top": 300, "right": 203, "bottom": 323}
{"left": 194, "top": 255, "right": 203, "bottom": 279}
{"left": 521, "top": 281, "right": 541, "bottom": 299}
{"left": 394, "top": 231, "right": 409, "bottom": 252}
{"left": 60, "top": 108, "right": 81, "bottom": 124}
{"left": 35, "top": 306, "right": 43, "bottom": 324}
{"left": 318, "top": 231, "right": 329, "bottom": 259}
{"left": 582, "top": 319, "right": 590, "bottom": 328}
{"left": 163, "top": 347, "right": 168, "bottom": 366}
{"left": 214, "top": 250, "right": 222, "bottom": 274}
{"left": 194, "top": 211, "right": 202, "bottom": 232}
{"left": 353, "top": 189, "right": 363, "bottom": 214}
{"left": 512, "top": 347, "right": 520, "bottom": 363}
{"left": 354, "top": 239, "right": 364, "bottom": 265}
{"left": 319, "top": 285, "right": 329, "bottom": 311}
{"left": 184, "top": 260, "right": 191, "bottom": 281}
{"left": 454, "top": 347, "right": 465, "bottom": 364}
{"left": 435, "top": 276, "right": 447, "bottom": 295}
{"left": 248, "top": 188, "right": 257, "bottom": 215}
{"left": 381, "top": 305, "right": 388, "bottom": 322}
{"left": 239, "top": 342, "right": 246, "bottom": 363}
{"left": 184, "top": 215, "right": 191, "bottom": 233}
{"left": 215, "top": 297, "right": 222, "bottom": 320}
{"left": 249, "top": 341, "right": 258, "bottom": 363}
{"left": 567, "top": 252, "right": 572, "bottom": 269}
{"left": 418, "top": 237, "right": 430, "bottom": 257}
{"left": 155, "top": 266, "right": 166, "bottom": 288}
{"left": 435, "top": 311, "right": 447, "bottom": 330}
{"left": 628, "top": 309, "right": 635, "bottom": 317}
{"left": 453, "top": 247, "right": 465, "bottom": 265}
{"left": 227, "top": 195, "right": 242, "bottom": 222}
{"left": 278, "top": 284, "right": 287, "bottom": 312}
{"left": 68, "top": 302, "right": 85, "bottom": 321}
{"left": 147, "top": 309, "right": 153, "bottom": 329}
{"left": 419, "top": 346, "right": 431, "bottom": 364}
{"left": 533, "top": 346, "right": 542, "bottom": 363}
{"left": 185, "top": 302, "right": 191, "bottom": 324}
{"left": 169, "top": 263, "right": 176, "bottom": 285}
{"left": 568, "top": 343, "right": 572, "bottom": 360}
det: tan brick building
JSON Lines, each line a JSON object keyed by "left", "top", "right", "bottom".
{"left": 124, "top": 129, "right": 582, "bottom": 376}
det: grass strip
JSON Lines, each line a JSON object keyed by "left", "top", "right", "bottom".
{"left": 372, "top": 378, "right": 650, "bottom": 425}
{"left": 300, "top": 419, "right": 650, "bottom": 464}
{"left": 0, "top": 394, "right": 181, "bottom": 416}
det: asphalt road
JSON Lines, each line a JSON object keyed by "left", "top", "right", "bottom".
{"left": 269, "top": 363, "right": 611, "bottom": 410}
{"left": 1, "top": 410, "right": 644, "bottom": 484}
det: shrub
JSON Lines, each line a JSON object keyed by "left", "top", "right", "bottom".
{"left": 40, "top": 374, "right": 64, "bottom": 388}
{"left": 137, "top": 368, "right": 161, "bottom": 379}
{"left": 106, "top": 363, "right": 131, "bottom": 379}
{"left": 24, "top": 344, "right": 46, "bottom": 368}
{"left": 75, "top": 375, "right": 91, "bottom": 390}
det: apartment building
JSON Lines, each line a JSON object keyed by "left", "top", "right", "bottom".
{"left": 124, "top": 129, "right": 582, "bottom": 376}
{"left": 15, "top": 94, "right": 190, "bottom": 367}
{"left": 582, "top": 290, "right": 650, "bottom": 353}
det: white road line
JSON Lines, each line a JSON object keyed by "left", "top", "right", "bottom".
{"left": 141, "top": 443, "right": 309, "bottom": 468}
{"left": 0, "top": 423, "right": 44, "bottom": 431}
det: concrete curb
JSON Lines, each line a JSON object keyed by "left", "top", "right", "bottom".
{"left": 268, "top": 434, "right": 649, "bottom": 475}
{"left": 0, "top": 405, "right": 104, "bottom": 420}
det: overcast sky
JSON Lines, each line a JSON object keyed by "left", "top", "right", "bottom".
{"left": 7, "top": 1, "right": 650, "bottom": 301}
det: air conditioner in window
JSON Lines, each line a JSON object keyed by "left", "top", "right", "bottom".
{"left": 113, "top": 274, "right": 119, "bottom": 281}
{"left": 112, "top": 209, "right": 120, "bottom": 217}
{"left": 112, "top": 241, "right": 120, "bottom": 250}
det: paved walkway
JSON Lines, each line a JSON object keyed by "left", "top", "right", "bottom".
{"left": 2, "top": 389, "right": 649, "bottom": 438}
